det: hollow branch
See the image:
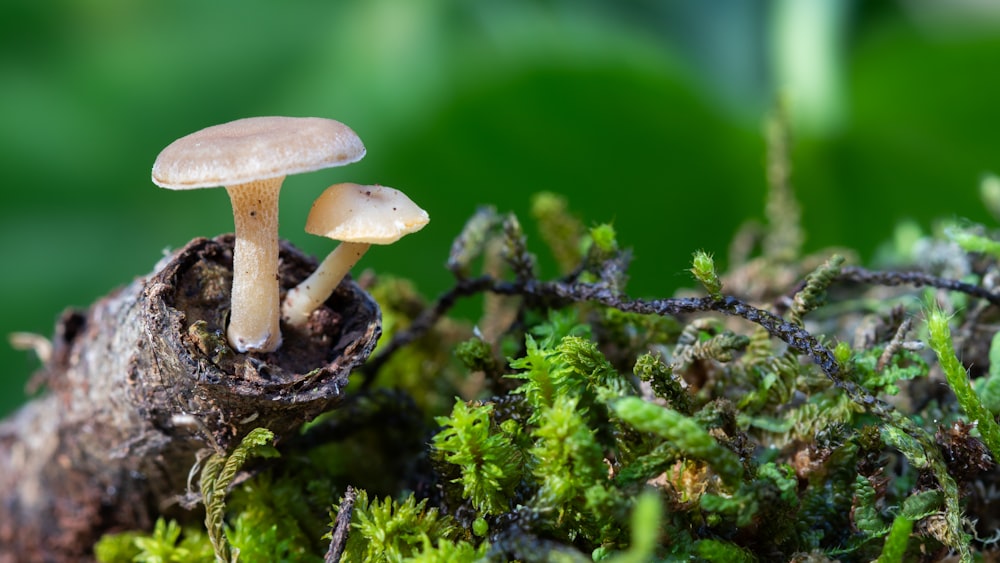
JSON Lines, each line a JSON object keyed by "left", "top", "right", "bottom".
{"left": 0, "top": 235, "right": 381, "bottom": 561}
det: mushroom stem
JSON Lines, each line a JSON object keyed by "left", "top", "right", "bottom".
{"left": 225, "top": 177, "right": 284, "bottom": 352}
{"left": 282, "top": 241, "right": 371, "bottom": 327}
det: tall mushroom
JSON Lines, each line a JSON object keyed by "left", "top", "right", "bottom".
{"left": 152, "top": 116, "right": 365, "bottom": 353}
{"left": 282, "top": 183, "right": 429, "bottom": 328}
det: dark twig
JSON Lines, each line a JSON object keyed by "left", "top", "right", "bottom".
{"left": 877, "top": 317, "right": 915, "bottom": 372}
{"left": 358, "top": 256, "right": 1000, "bottom": 448}
{"left": 325, "top": 486, "right": 357, "bottom": 563}
{"left": 838, "top": 266, "right": 1000, "bottom": 308}
{"left": 361, "top": 276, "right": 850, "bottom": 397}
{"left": 359, "top": 276, "right": 497, "bottom": 387}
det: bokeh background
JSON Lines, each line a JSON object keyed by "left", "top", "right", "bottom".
{"left": 2, "top": 0, "right": 1000, "bottom": 416}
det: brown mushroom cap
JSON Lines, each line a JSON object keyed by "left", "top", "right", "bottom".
{"left": 305, "top": 183, "right": 430, "bottom": 244}
{"left": 151, "top": 116, "right": 366, "bottom": 189}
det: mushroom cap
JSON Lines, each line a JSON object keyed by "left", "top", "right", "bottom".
{"left": 306, "top": 183, "right": 430, "bottom": 245}
{"left": 151, "top": 116, "right": 366, "bottom": 189}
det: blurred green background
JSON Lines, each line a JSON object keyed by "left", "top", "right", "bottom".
{"left": 3, "top": 0, "right": 1000, "bottom": 416}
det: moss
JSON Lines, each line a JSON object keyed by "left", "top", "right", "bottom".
{"left": 926, "top": 306, "right": 1000, "bottom": 473}
{"left": 335, "top": 490, "right": 463, "bottom": 562}
{"left": 690, "top": 250, "right": 723, "bottom": 300}
{"left": 431, "top": 399, "right": 523, "bottom": 516}
{"left": 96, "top": 132, "right": 1000, "bottom": 561}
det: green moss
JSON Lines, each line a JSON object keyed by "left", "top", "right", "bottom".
{"left": 927, "top": 306, "right": 1000, "bottom": 459}
{"left": 975, "top": 331, "right": 1000, "bottom": 415}
{"left": 690, "top": 250, "right": 723, "bottom": 300}
{"left": 432, "top": 399, "right": 523, "bottom": 516}
{"left": 96, "top": 170, "right": 1000, "bottom": 561}
{"left": 530, "top": 394, "right": 610, "bottom": 517}
{"left": 96, "top": 519, "right": 213, "bottom": 563}
{"left": 337, "top": 490, "right": 462, "bottom": 563}
{"left": 531, "top": 191, "right": 586, "bottom": 275}
{"left": 613, "top": 397, "right": 743, "bottom": 489}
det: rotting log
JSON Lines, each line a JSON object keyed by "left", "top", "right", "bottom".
{"left": 0, "top": 234, "right": 381, "bottom": 562}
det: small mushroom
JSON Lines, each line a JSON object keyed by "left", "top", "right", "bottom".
{"left": 282, "top": 183, "right": 429, "bottom": 328}
{"left": 152, "top": 116, "right": 365, "bottom": 353}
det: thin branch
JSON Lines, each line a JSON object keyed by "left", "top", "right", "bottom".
{"left": 325, "top": 486, "right": 356, "bottom": 563}
{"left": 838, "top": 266, "right": 1000, "bottom": 308}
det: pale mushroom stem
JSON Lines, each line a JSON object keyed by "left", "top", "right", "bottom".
{"left": 225, "top": 177, "right": 284, "bottom": 353}
{"left": 282, "top": 241, "right": 371, "bottom": 328}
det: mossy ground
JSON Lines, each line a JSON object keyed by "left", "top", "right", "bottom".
{"left": 96, "top": 130, "right": 1000, "bottom": 562}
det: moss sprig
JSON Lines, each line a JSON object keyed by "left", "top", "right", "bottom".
{"left": 432, "top": 399, "right": 523, "bottom": 516}
{"left": 947, "top": 227, "right": 1000, "bottom": 260}
{"left": 529, "top": 394, "right": 610, "bottom": 519}
{"left": 200, "top": 428, "right": 279, "bottom": 562}
{"left": 787, "top": 254, "right": 845, "bottom": 326}
{"left": 762, "top": 100, "right": 804, "bottom": 262}
{"left": 876, "top": 514, "right": 914, "bottom": 563}
{"left": 926, "top": 307, "right": 1000, "bottom": 461}
{"left": 611, "top": 397, "right": 743, "bottom": 489}
{"left": 974, "top": 331, "right": 1000, "bottom": 415}
{"left": 95, "top": 519, "right": 213, "bottom": 563}
{"left": 530, "top": 191, "right": 585, "bottom": 275}
{"left": 634, "top": 353, "right": 692, "bottom": 415}
{"left": 501, "top": 213, "right": 536, "bottom": 284}
{"left": 447, "top": 205, "right": 504, "bottom": 280}
{"left": 690, "top": 250, "right": 723, "bottom": 300}
{"left": 334, "top": 489, "right": 464, "bottom": 562}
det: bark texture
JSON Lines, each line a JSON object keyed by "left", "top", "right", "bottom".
{"left": 0, "top": 235, "right": 381, "bottom": 562}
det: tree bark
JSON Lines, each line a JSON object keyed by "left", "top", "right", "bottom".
{"left": 0, "top": 235, "right": 381, "bottom": 562}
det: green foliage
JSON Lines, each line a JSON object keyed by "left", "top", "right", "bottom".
{"left": 402, "top": 537, "right": 488, "bottom": 563}
{"left": 531, "top": 191, "right": 585, "bottom": 275}
{"left": 225, "top": 472, "right": 328, "bottom": 561}
{"left": 588, "top": 223, "right": 618, "bottom": 257}
{"left": 871, "top": 491, "right": 942, "bottom": 563}
{"left": 556, "top": 335, "right": 631, "bottom": 399}
{"left": 454, "top": 336, "right": 502, "bottom": 376}
{"left": 926, "top": 307, "right": 1000, "bottom": 460}
{"left": 788, "top": 254, "right": 845, "bottom": 326}
{"left": 530, "top": 394, "right": 609, "bottom": 513}
{"left": 876, "top": 515, "right": 914, "bottom": 563}
{"left": 94, "top": 531, "right": 143, "bottom": 563}
{"left": 700, "top": 462, "right": 797, "bottom": 535}
{"left": 200, "top": 428, "right": 280, "bottom": 562}
{"left": 673, "top": 319, "right": 750, "bottom": 366}
{"left": 337, "top": 489, "right": 462, "bottom": 563}
{"left": 974, "top": 330, "right": 1000, "bottom": 415}
{"left": 634, "top": 353, "right": 692, "bottom": 415}
{"left": 432, "top": 399, "right": 523, "bottom": 515}
{"left": 947, "top": 227, "right": 1000, "bottom": 259}
{"left": 690, "top": 250, "right": 722, "bottom": 300}
{"left": 611, "top": 397, "right": 743, "bottom": 489}
{"left": 95, "top": 519, "right": 212, "bottom": 563}
{"left": 845, "top": 344, "right": 927, "bottom": 397}
{"left": 92, "top": 187, "right": 1000, "bottom": 561}
{"left": 851, "top": 474, "right": 886, "bottom": 535}
{"left": 601, "top": 491, "right": 662, "bottom": 563}
{"left": 899, "top": 489, "right": 943, "bottom": 521}
{"left": 508, "top": 334, "right": 584, "bottom": 420}
{"left": 693, "top": 539, "right": 757, "bottom": 563}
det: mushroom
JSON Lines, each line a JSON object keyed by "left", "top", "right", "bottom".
{"left": 282, "top": 183, "right": 429, "bottom": 328}
{"left": 152, "top": 116, "right": 365, "bottom": 353}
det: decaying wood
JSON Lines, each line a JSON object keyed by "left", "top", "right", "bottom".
{"left": 0, "top": 235, "right": 381, "bottom": 562}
